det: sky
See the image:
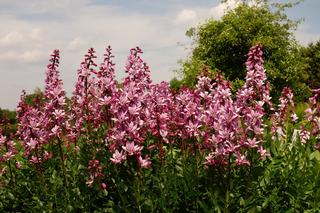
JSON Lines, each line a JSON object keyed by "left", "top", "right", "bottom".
{"left": 0, "top": 0, "right": 319, "bottom": 110}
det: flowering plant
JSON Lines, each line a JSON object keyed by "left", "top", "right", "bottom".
{"left": 0, "top": 44, "right": 320, "bottom": 212}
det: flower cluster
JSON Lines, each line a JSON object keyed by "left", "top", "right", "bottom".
{"left": 107, "top": 47, "right": 152, "bottom": 167}
{"left": 16, "top": 50, "right": 66, "bottom": 166}
{"left": 0, "top": 134, "right": 18, "bottom": 174}
{"left": 10, "top": 44, "right": 320, "bottom": 189}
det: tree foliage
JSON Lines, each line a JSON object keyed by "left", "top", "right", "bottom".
{"left": 177, "top": 0, "right": 311, "bottom": 101}
{"left": 0, "top": 108, "right": 17, "bottom": 137}
{"left": 302, "top": 40, "right": 320, "bottom": 88}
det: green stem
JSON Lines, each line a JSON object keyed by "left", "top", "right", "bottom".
{"left": 4, "top": 141, "right": 14, "bottom": 184}
{"left": 224, "top": 156, "right": 232, "bottom": 213}
{"left": 58, "top": 138, "right": 68, "bottom": 187}
{"left": 114, "top": 167, "right": 129, "bottom": 211}
{"left": 135, "top": 168, "right": 142, "bottom": 213}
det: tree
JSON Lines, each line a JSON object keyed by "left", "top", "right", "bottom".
{"left": 302, "top": 40, "right": 320, "bottom": 89}
{"left": 177, "top": 0, "right": 311, "bottom": 101}
{"left": 0, "top": 108, "right": 17, "bottom": 137}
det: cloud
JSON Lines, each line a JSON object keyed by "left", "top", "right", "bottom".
{"left": 0, "top": 31, "right": 25, "bottom": 46}
{"left": 295, "top": 31, "right": 320, "bottom": 46}
{"left": 21, "top": 49, "right": 45, "bottom": 63}
{"left": 0, "top": 49, "right": 45, "bottom": 63}
{"left": 174, "top": 9, "right": 197, "bottom": 25}
{"left": 174, "top": 0, "right": 239, "bottom": 28}
{"left": 0, "top": 0, "right": 319, "bottom": 110}
{"left": 208, "top": 0, "right": 239, "bottom": 20}
{"left": 67, "top": 37, "right": 87, "bottom": 51}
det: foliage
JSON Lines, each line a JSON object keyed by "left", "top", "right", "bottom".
{"left": 1, "top": 44, "right": 320, "bottom": 212}
{"left": 179, "top": 0, "right": 311, "bottom": 101}
{"left": 0, "top": 108, "right": 17, "bottom": 137}
{"left": 302, "top": 40, "right": 320, "bottom": 88}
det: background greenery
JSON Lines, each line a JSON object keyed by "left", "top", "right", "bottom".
{"left": 173, "top": 0, "right": 319, "bottom": 102}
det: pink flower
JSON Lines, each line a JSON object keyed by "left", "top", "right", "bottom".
{"left": 15, "top": 162, "right": 22, "bottom": 169}
{"left": 299, "top": 128, "right": 310, "bottom": 144}
{"left": 159, "top": 129, "right": 168, "bottom": 138}
{"left": 122, "top": 142, "right": 143, "bottom": 156}
{"left": 315, "top": 142, "right": 320, "bottom": 151}
{"left": 86, "top": 176, "right": 94, "bottom": 186}
{"left": 204, "top": 153, "right": 216, "bottom": 166}
{"left": 1, "top": 167, "right": 7, "bottom": 175}
{"left": 51, "top": 125, "right": 62, "bottom": 137}
{"left": 235, "top": 153, "right": 250, "bottom": 166}
{"left": 2, "top": 151, "right": 15, "bottom": 161}
{"left": 0, "top": 135, "right": 6, "bottom": 144}
{"left": 291, "top": 113, "right": 298, "bottom": 122}
{"left": 257, "top": 146, "right": 270, "bottom": 159}
{"left": 138, "top": 155, "right": 151, "bottom": 168}
{"left": 101, "top": 182, "right": 107, "bottom": 190}
{"left": 246, "top": 138, "right": 259, "bottom": 148}
{"left": 30, "top": 156, "right": 40, "bottom": 164}
{"left": 44, "top": 151, "right": 53, "bottom": 160}
{"left": 110, "top": 150, "right": 126, "bottom": 164}
{"left": 27, "top": 139, "right": 38, "bottom": 150}
{"left": 186, "top": 120, "right": 201, "bottom": 137}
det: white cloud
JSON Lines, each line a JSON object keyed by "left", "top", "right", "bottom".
{"left": 0, "top": 49, "right": 45, "bottom": 63}
{"left": 174, "top": 1, "right": 239, "bottom": 27}
{"left": 0, "top": 31, "right": 25, "bottom": 46}
{"left": 21, "top": 49, "right": 45, "bottom": 63}
{"left": 29, "top": 28, "right": 42, "bottom": 40}
{"left": 0, "top": 0, "right": 319, "bottom": 109}
{"left": 175, "top": 9, "right": 197, "bottom": 25}
{"left": 295, "top": 31, "right": 320, "bottom": 46}
{"left": 67, "top": 37, "right": 87, "bottom": 51}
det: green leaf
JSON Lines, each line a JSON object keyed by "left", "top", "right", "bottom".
{"left": 310, "top": 150, "right": 320, "bottom": 161}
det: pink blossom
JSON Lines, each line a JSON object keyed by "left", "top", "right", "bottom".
{"left": 315, "top": 142, "right": 320, "bottom": 151}
{"left": 299, "top": 128, "right": 310, "bottom": 144}
{"left": 246, "top": 138, "right": 259, "bottom": 148}
{"left": 257, "top": 146, "right": 270, "bottom": 159}
{"left": 122, "top": 142, "right": 143, "bottom": 156}
{"left": 15, "top": 161, "right": 22, "bottom": 169}
{"left": 101, "top": 182, "right": 107, "bottom": 190}
{"left": 110, "top": 150, "right": 126, "bottom": 164}
{"left": 138, "top": 155, "right": 151, "bottom": 168}
{"left": 235, "top": 153, "right": 250, "bottom": 166}
{"left": 27, "top": 139, "right": 38, "bottom": 150}
{"left": 204, "top": 153, "right": 216, "bottom": 166}
{"left": 30, "top": 156, "right": 41, "bottom": 164}
{"left": 2, "top": 151, "right": 15, "bottom": 161}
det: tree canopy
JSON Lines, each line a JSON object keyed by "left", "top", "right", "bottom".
{"left": 176, "top": 0, "right": 311, "bottom": 101}
{"left": 302, "top": 40, "right": 320, "bottom": 89}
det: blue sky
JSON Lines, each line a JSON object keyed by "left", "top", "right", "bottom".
{"left": 0, "top": 0, "right": 319, "bottom": 109}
